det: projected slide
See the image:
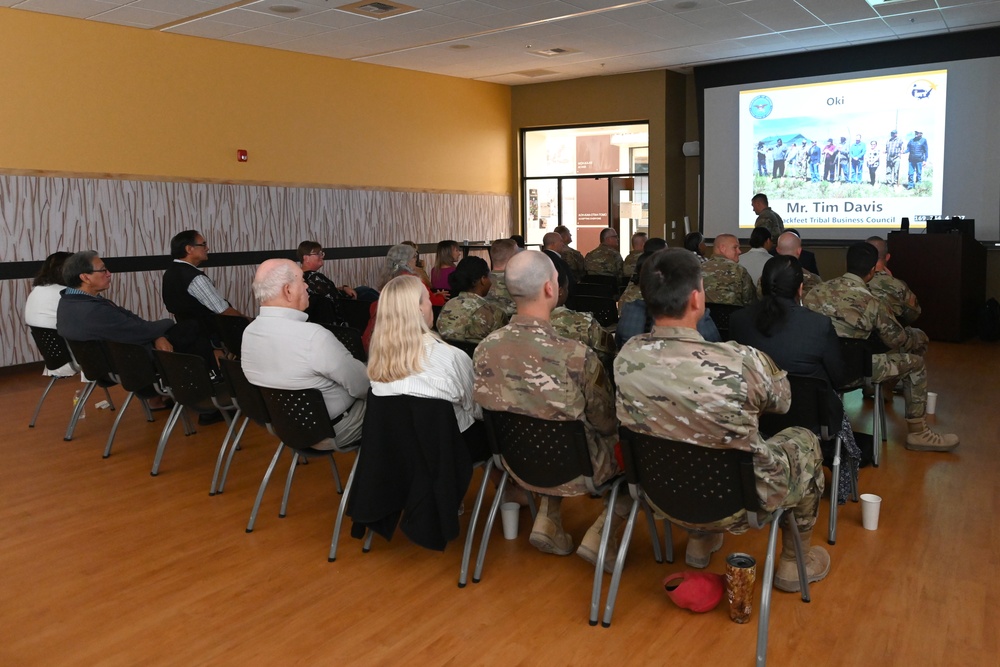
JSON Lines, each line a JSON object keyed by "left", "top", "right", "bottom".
{"left": 738, "top": 70, "right": 946, "bottom": 230}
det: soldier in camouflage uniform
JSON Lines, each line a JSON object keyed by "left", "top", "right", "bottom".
{"left": 554, "top": 225, "right": 586, "bottom": 282}
{"left": 550, "top": 262, "right": 615, "bottom": 368}
{"left": 803, "top": 243, "right": 957, "bottom": 451}
{"left": 584, "top": 228, "right": 624, "bottom": 280}
{"left": 702, "top": 234, "right": 757, "bottom": 306}
{"left": 752, "top": 193, "right": 784, "bottom": 238}
{"left": 622, "top": 232, "right": 647, "bottom": 281}
{"left": 866, "top": 237, "right": 923, "bottom": 326}
{"left": 473, "top": 250, "right": 628, "bottom": 570}
{"left": 436, "top": 256, "right": 510, "bottom": 343}
{"left": 615, "top": 248, "right": 829, "bottom": 592}
{"left": 620, "top": 238, "right": 668, "bottom": 314}
{"left": 486, "top": 238, "right": 519, "bottom": 316}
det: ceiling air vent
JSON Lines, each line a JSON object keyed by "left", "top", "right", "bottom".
{"left": 336, "top": 1, "right": 418, "bottom": 19}
{"left": 512, "top": 69, "right": 560, "bottom": 78}
{"left": 529, "top": 47, "right": 579, "bottom": 57}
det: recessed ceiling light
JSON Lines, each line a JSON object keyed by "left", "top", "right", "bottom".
{"left": 675, "top": 1, "right": 697, "bottom": 9}
{"left": 269, "top": 5, "right": 301, "bottom": 13}
{"left": 449, "top": 44, "right": 472, "bottom": 50}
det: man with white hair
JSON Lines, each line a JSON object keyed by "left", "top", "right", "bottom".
{"left": 473, "top": 250, "right": 628, "bottom": 570}
{"left": 242, "top": 259, "right": 369, "bottom": 448}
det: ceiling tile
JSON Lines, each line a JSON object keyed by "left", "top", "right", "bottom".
{"left": 827, "top": 17, "right": 895, "bottom": 41}
{"left": 736, "top": 0, "right": 823, "bottom": 32}
{"left": 14, "top": 0, "right": 120, "bottom": 20}
{"left": 872, "top": 0, "right": 938, "bottom": 17}
{"left": 941, "top": 2, "right": 1000, "bottom": 28}
{"left": 298, "top": 8, "right": 373, "bottom": 29}
{"left": 166, "top": 18, "right": 251, "bottom": 38}
{"left": 88, "top": 5, "right": 182, "bottom": 26}
{"left": 795, "top": 0, "right": 879, "bottom": 24}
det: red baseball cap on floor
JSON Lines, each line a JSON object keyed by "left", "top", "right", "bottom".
{"left": 662, "top": 571, "right": 725, "bottom": 613}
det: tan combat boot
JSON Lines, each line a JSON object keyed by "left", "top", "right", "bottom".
{"left": 685, "top": 531, "right": 724, "bottom": 569}
{"left": 529, "top": 495, "right": 573, "bottom": 555}
{"left": 577, "top": 500, "right": 629, "bottom": 574}
{"left": 773, "top": 528, "right": 831, "bottom": 593}
{"left": 905, "top": 417, "right": 959, "bottom": 452}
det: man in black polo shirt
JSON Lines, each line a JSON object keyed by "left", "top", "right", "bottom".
{"left": 162, "top": 230, "right": 247, "bottom": 342}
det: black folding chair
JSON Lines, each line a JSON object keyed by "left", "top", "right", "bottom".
{"left": 64, "top": 339, "right": 118, "bottom": 441}
{"left": 443, "top": 339, "right": 479, "bottom": 359}
{"left": 759, "top": 375, "right": 857, "bottom": 544}
{"left": 336, "top": 298, "right": 373, "bottom": 332}
{"left": 602, "top": 429, "right": 812, "bottom": 667}
{"left": 566, "top": 295, "right": 619, "bottom": 328}
{"left": 249, "top": 387, "right": 360, "bottom": 562}
{"left": 319, "top": 324, "right": 368, "bottom": 363}
{"left": 705, "top": 302, "right": 744, "bottom": 341}
{"left": 837, "top": 337, "right": 886, "bottom": 466}
{"left": 27, "top": 326, "right": 79, "bottom": 428}
{"left": 212, "top": 358, "right": 275, "bottom": 496}
{"left": 574, "top": 282, "right": 618, "bottom": 299}
{"left": 215, "top": 314, "right": 251, "bottom": 359}
{"left": 102, "top": 341, "right": 166, "bottom": 459}
{"left": 150, "top": 350, "right": 236, "bottom": 476}
{"left": 471, "top": 410, "right": 625, "bottom": 626}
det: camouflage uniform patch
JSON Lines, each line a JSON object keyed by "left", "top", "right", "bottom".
{"left": 754, "top": 208, "right": 784, "bottom": 238}
{"left": 584, "top": 244, "right": 624, "bottom": 280}
{"left": 473, "top": 315, "right": 619, "bottom": 495}
{"left": 487, "top": 271, "right": 517, "bottom": 316}
{"left": 623, "top": 251, "right": 643, "bottom": 281}
{"left": 803, "top": 273, "right": 930, "bottom": 418}
{"left": 869, "top": 270, "right": 922, "bottom": 326}
{"left": 561, "top": 247, "right": 586, "bottom": 282}
{"left": 702, "top": 256, "right": 757, "bottom": 306}
{"left": 618, "top": 283, "right": 642, "bottom": 314}
{"left": 436, "top": 292, "right": 510, "bottom": 343}
{"left": 550, "top": 305, "right": 615, "bottom": 366}
{"left": 614, "top": 325, "right": 823, "bottom": 533}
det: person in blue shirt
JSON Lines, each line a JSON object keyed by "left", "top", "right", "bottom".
{"left": 849, "top": 135, "right": 866, "bottom": 184}
{"left": 904, "top": 130, "right": 929, "bottom": 189}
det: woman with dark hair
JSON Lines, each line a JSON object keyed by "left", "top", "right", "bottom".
{"left": 25, "top": 251, "right": 79, "bottom": 377}
{"left": 730, "top": 255, "right": 860, "bottom": 499}
{"left": 683, "top": 232, "right": 707, "bottom": 261}
{"left": 430, "top": 240, "right": 461, "bottom": 292}
{"left": 435, "top": 256, "right": 509, "bottom": 343}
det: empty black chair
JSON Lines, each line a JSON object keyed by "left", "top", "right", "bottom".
{"left": 580, "top": 273, "right": 620, "bottom": 291}
{"left": 150, "top": 349, "right": 236, "bottom": 476}
{"left": 705, "top": 302, "right": 744, "bottom": 341}
{"left": 759, "top": 375, "right": 856, "bottom": 544}
{"left": 471, "top": 410, "right": 625, "bottom": 625}
{"left": 336, "top": 298, "right": 373, "bottom": 332}
{"left": 837, "top": 337, "right": 886, "bottom": 466}
{"left": 215, "top": 314, "right": 251, "bottom": 359}
{"left": 64, "top": 339, "right": 118, "bottom": 441}
{"left": 212, "top": 357, "right": 275, "bottom": 496}
{"left": 602, "top": 429, "right": 812, "bottom": 667}
{"left": 319, "top": 324, "right": 367, "bottom": 363}
{"left": 566, "top": 295, "right": 619, "bottom": 328}
{"left": 102, "top": 341, "right": 166, "bottom": 459}
{"left": 27, "top": 326, "right": 79, "bottom": 428}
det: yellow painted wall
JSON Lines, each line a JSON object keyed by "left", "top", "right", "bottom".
{"left": 0, "top": 8, "right": 512, "bottom": 194}
{"left": 510, "top": 70, "right": 687, "bottom": 241}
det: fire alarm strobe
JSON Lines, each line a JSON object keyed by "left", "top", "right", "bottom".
{"left": 237, "top": 149, "right": 248, "bottom": 162}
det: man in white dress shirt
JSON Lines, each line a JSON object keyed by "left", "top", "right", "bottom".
{"left": 242, "top": 259, "right": 369, "bottom": 449}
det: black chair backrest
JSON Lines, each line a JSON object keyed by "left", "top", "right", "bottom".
{"left": 215, "top": 315, "right": 251, "bottom": 359}
{"left": 574, "top": 282, "right": 618, "bottom": 299}
{"left": 66, "top": 339, "right": 117, "bottom": 386}
{"left": 319, "top": 324, "right": 368, "bottom": 363}
{"left": 619, "top": 427, "right": 759, "bottom": 524}
{"left": 104, "top": 341, "right": 159, "bottom": 393}
{"left": 29, "top": 326, "right": 74, "bottom": 371}
{"left": 580, "top": 274, "right": 620, "bottom": 289}
{"left": 759, "top": 375, "right": 840, "bottom": 439}
{"left": 705, "top": 303, "right": 744, "bottom": 341}
{"left": 566, "top": 295, "right": 619, "bottom": 327}
{"left": 152, "top": 349, "right": 215, "bottom": 407}
{"left": 482, "top": 410, "right": 593, "bottom": 488}
{"left": 257, "top": 387, "right": 335, "bottom": 452}
{"left": 219, "top": 358, "right": 271, "bottom": 425}
{"left": 836, "top": 337, "right": 873, "bottom": 390}
{"left": 336, "top": 298, "right": 373, "bottom": 332}
{"left": 444, "top": 339, "right": 478, "bottom": 359}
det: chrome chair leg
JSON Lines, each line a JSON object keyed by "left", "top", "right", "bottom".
{"left": 246, "top": 443, "right": 284, "bottom": 533}
{"left": 279, "top": 453, "right": 301, "bottom": 518}
{"left": 472, "top": 469, "right": 509, "bottom": 584}
{"left": 459, "top": 459, "right": 494, "bottom": 588}
{"left": 150, "top": 404, "right": 184, "bottom": 476}
{"left": 217, "top": 417, "right": 250, "bottom": 494}
{"left": 210, "top": 409, "right": 242, "bottom": 495}
{"left": 829, "top": 436, "right": 842, "bottom": 544}
{"left": 103, "top": 391, "right": 135, "bottom": 458}
{"left": 589, "top": 480, "right": 621, "bottom": 626}
{"left": 64, "top": 381, "right": 97, "bottom": 441}
{"left": 29, "top": 376, "right": 59, "bottom": 427}
{"left": 600, "top": 498, "right": 640, "bottom": 627}
{"left": 328, "top": 451, "right": 361, "bottom": 562}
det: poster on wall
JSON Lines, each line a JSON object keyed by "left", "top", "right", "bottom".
{"left": 576, "top": 135, "right": 620, "bottom": 174}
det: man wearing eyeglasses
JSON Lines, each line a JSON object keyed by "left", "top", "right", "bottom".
{"left": 162, "top": 230, "right": 246, "bottom": 341}
{"left": 296, "top": 240, "right": 356, "bottom": 326}
{"left": 583, "top": 228, "right": 624, "bottom": 282}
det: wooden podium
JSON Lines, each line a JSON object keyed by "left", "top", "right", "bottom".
{"left": 887, "top": 231, "right": 986, "bottom": 342}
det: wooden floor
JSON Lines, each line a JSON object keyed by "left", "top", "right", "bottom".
{"left": 1, "top": 341, "right": 997, "bottom": 666}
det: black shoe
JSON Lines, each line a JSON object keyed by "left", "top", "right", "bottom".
{"left": 198, "top": 410, "right": 224, "bottom": 426}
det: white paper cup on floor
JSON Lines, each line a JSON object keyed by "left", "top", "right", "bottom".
{"left": 500, "top": 502, "right": 520, "bottom": 539}
{"left": 860, "top": 494, "right": 882, "bottom": 531}
{"left": 926, "top": 392, "right": 938, "bottom": 415}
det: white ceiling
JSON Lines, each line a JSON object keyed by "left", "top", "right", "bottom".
{"left": 4, "top": 0, "right": 1000, "bottom": 84}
